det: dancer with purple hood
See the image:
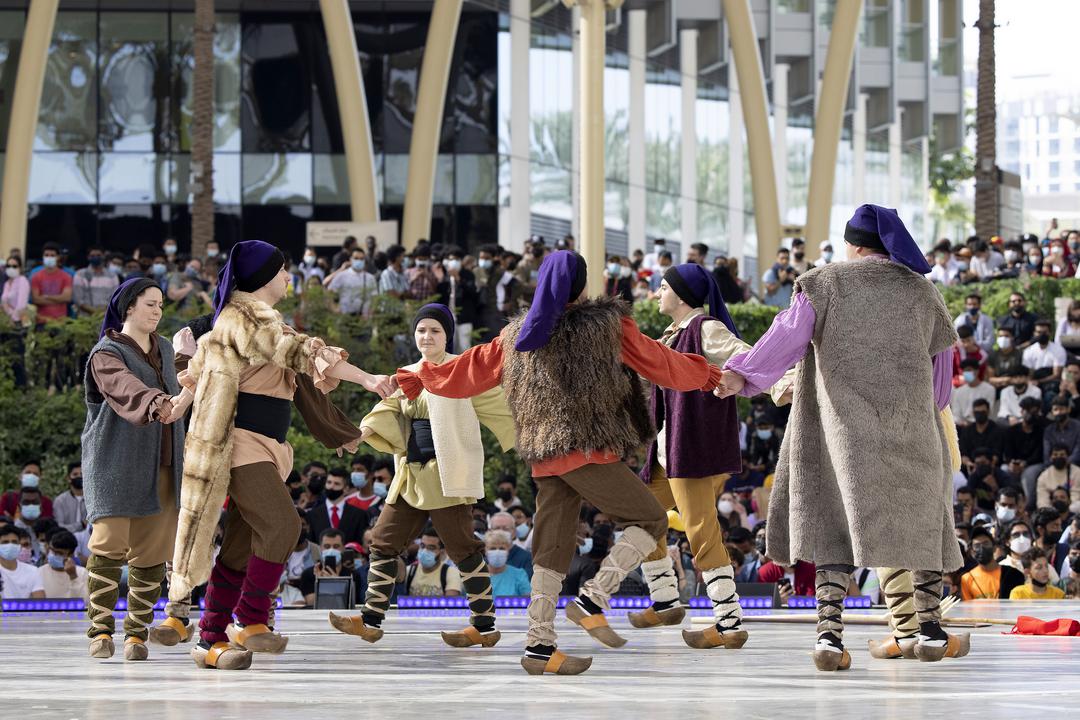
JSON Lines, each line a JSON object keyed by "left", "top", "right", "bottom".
{"left": 169, "top": 240, "right": 394, "bottom": 670}
{"left": 716, "top": 205, "right": 968, "bottom": 670}
{"left": 627, "top": 263, "right": 794, "bottom": 650}
{"left": 395, "top": 251, "right": 723, "bottom": 675}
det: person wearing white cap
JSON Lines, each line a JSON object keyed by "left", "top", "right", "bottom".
{"left": 815, "top": 241, "right": 835, "bottom": 268}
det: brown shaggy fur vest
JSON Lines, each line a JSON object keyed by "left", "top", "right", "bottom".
{"left": 169, "top": 292, "right": 318, "bottom": 600}
{"left": 502, "top": 297, "right": 653, "bottom": 464}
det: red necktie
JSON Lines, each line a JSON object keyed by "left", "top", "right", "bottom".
{"left": 330, "top": 504, "right": 340, "bottom": 529}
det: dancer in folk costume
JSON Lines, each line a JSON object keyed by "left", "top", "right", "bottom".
{"left": 716, "top": 205, "right": 970, "bottom": 670}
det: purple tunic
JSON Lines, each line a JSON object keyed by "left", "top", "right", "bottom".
{"left": 725, "top": 292, "right": 954, "bottom": 411}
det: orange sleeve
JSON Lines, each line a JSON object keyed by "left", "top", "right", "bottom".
{"left": 396, "top": 334, "right": 506, "bottom": 400}
{"left": 618, "top": 316, "right": 722, "bottom": 392}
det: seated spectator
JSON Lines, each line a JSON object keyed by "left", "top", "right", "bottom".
{"left": 52, "top": 462, "right": 87, "bottom": 534}
{"left": 850, "top": 567, "right": 881, "bottom": 603}
{"left": 404, "top": 527, "right": 462, "bottom": 597}
{"left": 955, "top": 485, "right": 977, "bottom": 525}
{"left": 746, "top": 413, "right": 781, "bottom": 473}
{"left": 953, "top": 292, "right": 995, "bottom": 354}
{"left": 0, "top": 523, "right": 44, "bottom": 598}
{"left": 13, "top": 487, "right": 47, "bottom": 540}
{"left": 997, "top": 367, "right": 1042, "bottom": 425}
{"left": 1044, "top": 395, "right": 1080, "bottom": 465}
{"left": 306, "top": 468, "right": 368, "bottom": 546}
{"left": 958, "top": 399, "right": 1003, "bottom": 464}
{"left": 986, "top": 327, "right": 1024, "bottom": 389}
{"left": 758, "top": 558, "right": 816, "bottom": 599}
{"left": 1010, "top": 547, "right": 1066, "bottom": 599}
{"left": 927, "top": 244, "right": 959, "bottom": 286}
{"left": 283, "top": 510, "right": 317, "bottom": 606}
{"left": 492, "top": 475, "right": 524, "bottom": 512}
{"left": 997, "top": 292, "right": 1039, "bottom": 350}
{"left": 717, "top": 492, "right": 752, "bottom": 531}
{"left": 488, "top": 511, "right": 533, "bottom": 577}
{"left": 996, "top": 519, "right": 1057, "bottom": 584}
{"left": 300, "top": 528, "right": 367, "bottom": 607}
{"left": 1022, "top": 319, "right": 1067, "bottom": 390}
{"left": 1056, "top": 300, "right": 1080, "bottom": 356}
{"left": 0, "top": 462, "right": 53, "bottom": 519}
{"left": 736, "top": 522, "right": 767, "bottom": 583}
{"left": 968, "top": 240, "right": 1005, "bottom": 281}
{"left": 564, "top": 524, "right": 613, "bottom": 596}
{"left": 35, "top": 529, "right": 87, "bottom": 600}
{"left": 959, "top": 525, "right": 1025, "bottom": 599}
{"left": 1057, "top": 360, "right": 1080, "bottom": 418}
{"left": 952, "top": 325, "right": 987, "bottom": 387}
{"left": 725, "top": 452, "right": 765, "bottom": 492}
{"left": 484, "top": 529, "right": 531, "bottom": 597}
{"left": 994, "top": 487, "right": 1027, "bottom": 527}
{"left": 952, "top": 359, "right": 996, "bottom": 425}
{"left": 1035, "top": 443, "right": 1080, "bottom": 509}
{"left": 967, "top": 448, "right": 1013, "bottom": 509}
{"left": 1041, "top": 238, "right": 1074, "bottom": 278}
{"left": 510, "top": 506, "right": 534, "bottom": 552}
{"left": 1031, "top": 507, "right": 1067, "bottom": 574}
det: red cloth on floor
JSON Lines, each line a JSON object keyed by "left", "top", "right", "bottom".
{"left": 1008, "top": 616, "right": 1080, "bottom": 636}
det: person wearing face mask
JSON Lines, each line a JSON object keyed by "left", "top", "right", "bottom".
{"left": 306, "top": 469, "right": 369, "bottom": 547}
{"left": 953, "top": 293, "right": 995, "bottom": 355}
{"left": 951, "top": 325, "right": 987, "bottom": 388}
{"left": 986, "top": 328, "right": 1024, "bottom": 390}
{"left": 493, "top": 475, "right": 523, "bottom": 512}
{"left": 52, "top": 462, "right": 87, "bottom": 534}
{"left": 0, "top": 524, "right": 45, "bottom": 598}
{"left": 642, "top": 238, "right": 668, "bottom": 274}
{"left": 436, "top": 246, "right": 481, "bottom": 351}
{"left": 1043, "top": 395, "right": 1080, "bottom": 463}
{"left": 950, "top": 359, "right": 996, "bottom": 427}
{"left": 485, "top": 529, "right": 531, "bottom": 597}
{"left": 73, "top": 246, "right": 119, "bottom": 316}
{"left": 957, "top": 400, "right": 1003, "bottom": 469}
{"left": 1021, "top": 320, "right": 1067, "bottom": 390}
{"left": 406, "top": 242, "right": 439, "bottom": 300}
{"left": 997, "top": 366, "right": 1042, "bottom": 425}
{"left": 746, "top": 415, "right": 781, "bottom": 473}
{"left": 1032, "top": 508, "right": 1068, "bottom": 574}
{"left": 1, "top": 462, "right": 55, "bottom": 519}
{"left": 35, "top": 529, "right": 88, "bottom": 600}
{"left": 1010, "top": 547, "right": 1066, "bottom": 599}
{"left": 13, "top": 487, "right": 46, "bottom": 539}
{"left": 1041, "top": 240, "right": 1074, "bottom": 278}
{"left": 297, "top": 246, "right": 326, "bottom": 284}
{"left": 997, "top": 519, "right": 1052, "bottom": 580}
{"left": 345, "top": 455, "right": 383, "bottom": 519}
{"left": 997, "top": 292, "right": 1039, "bottom": 349}
{"left": 299, "top": 528, "right": 368, "bottom": 606}
{"left": 814, "top": 241, "right": 835, "bottom": 268}
{"left": 1035, "top": 443, "right": 1079, "bottom": 511}
{"left": 489, "top": 511, "right": 534, "bottom": 577}
{"left": 926, "top": 241, "right": 959, "bottom": 286}
{"left": 959, "top": 525, "right": 1024, "bottom": 599}
{"left": 30, "top": 243, "right": 73, "bottom": 325}
{"left": 604, "top": 255, "right": 635, "bottom": 304}
{"left": 510, "top": 506, "right": 534, "bottom": 549}
{"left": 403, "top": 528, "right": 463, "bottom": 597}
{"left": 788, "top": 238, "right": 810, "bottom": 274}
{"left": 329, "top": 304, "right": 516, "bottom": 651}
{"left": 2, "top": 255, "right": 31, "bottom": 324}
{"left": 324, "top": 248, "right": 377, "bottom": 316}
{"left": 1055, "top": 300, "right": 1080, "bottom": 356}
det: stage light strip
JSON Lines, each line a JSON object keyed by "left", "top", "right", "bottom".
{"left": 1, "top": 598, "right": 285, "bottom": 612}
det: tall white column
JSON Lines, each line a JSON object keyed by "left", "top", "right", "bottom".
{"left": 888, "top": 106, "right": 904, "bottom": 209}
{"left": 628, "top": 9, "right": 647, "bottom": 256}
{"left": 509, "top": 0, "right": 531, "bottom": 251}
{"left": 920, "top": 135, "right": 930, "bottom": 243}
{"left": 680, "top": 29, "right": 698, "bottom": 252}
{"left": 728, "top": 66, "right": 745, "bottom": 268}
{"left": 571, "top": 5, "right": 581, "bottom": 242}
{"left": 853, "top": 92, "right": 867, "bottom": 207}
{"left": 773, "top": 62, "right": 789, "bottom": 222}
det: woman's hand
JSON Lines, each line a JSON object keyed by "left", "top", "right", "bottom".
{"left": 361, "top": 372, "right": 395, "bottom": 398}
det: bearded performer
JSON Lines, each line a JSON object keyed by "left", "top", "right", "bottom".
{"left": 329, "top": 303, "right": 516, "bottom": 649}
{"left": 716, "top": 204, "right": 969, "bottom": 671}
{"left": 627, "top": 263, "right": 792, "bottom": 650}
{"left": 396, "top": 251, "right": 721, "bottom": 676}
{"left": 82, "top": 278, "right": 188, "bottom": 661}
{"left": 170, "top": 240, "right": 393, "bottom": 670}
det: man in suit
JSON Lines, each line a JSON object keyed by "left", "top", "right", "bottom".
{"left": 307, "top": 468, "right": 368, "bottom": 547}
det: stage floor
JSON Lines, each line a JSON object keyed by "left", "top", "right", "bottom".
{"left": 1, "top": 601, "right": 1078, "bottom": 719}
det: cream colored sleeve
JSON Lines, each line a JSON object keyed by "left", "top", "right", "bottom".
{"left": 359, "top": 394, "right": 408, "bottom": 455}
{"left": 701, "top": 320, "right": 793, "bottom": 404}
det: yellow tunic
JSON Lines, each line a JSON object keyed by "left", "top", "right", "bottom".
{"left": 360, "top": 353, "right": 516, "bottom": 511}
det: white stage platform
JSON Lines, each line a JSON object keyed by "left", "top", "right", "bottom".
{"left": 1, "top": 601, "right": 1077, "bottom": 719}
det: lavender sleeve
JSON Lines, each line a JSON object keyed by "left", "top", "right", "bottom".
{"left": 932, "top": 347, "right": 953, "bottom": 411}
{"left": 724, "top": 293, "right": 816, "bottom": 397}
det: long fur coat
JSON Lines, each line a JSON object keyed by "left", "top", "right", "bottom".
{"left": 169, "top": 292, "right": 321, "bottom": 600}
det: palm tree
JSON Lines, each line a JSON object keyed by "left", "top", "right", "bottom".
{"left": 973, "top": 0, "right": 996, "bottom": 239}
{"left": 190, "top": 0, "right": 215, "bottom": 259}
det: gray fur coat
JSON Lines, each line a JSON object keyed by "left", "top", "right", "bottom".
{"left": 766, "top": 260, "right": 964, "bottom": 573}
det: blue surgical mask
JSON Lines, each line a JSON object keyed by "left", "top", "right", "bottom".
{"left": 516, "top": 524, "right": 530, "bottom": 540}
{"left": 607, "top": 263, "right": 621, "bottom": 276}
{"left": 351, "top": 260, "right": 366, "bottom": 272}
{"left": 962, "top": 370, "right": 977, "bottom": 384}
{"left": 372, "top": 481, "right": 389, "bottom": 498}
{"left": 206, "top": 248, "right": 219, "bottom": 258}
{"left": 47, "top": 552, "right": 67, "bottom": 570}
{"left": 478, "top": 259, "right": 493, "bottom": 270}
{"left": 403, "top": 258, "right": 415, "bottom": 269}
{"left": 20, "top": 504, "right": 41, "bottom": 521}
{"left": 21, "top": 473, "right": 40, "bottom": 488}
{"left": 0, "top": 543, "right": 20, "bottom": 561}
{"left": 350, "top": 471, "right": 368, "bottom": 488}
{"left": 321, "top": 548, "right": 342, "bottom": 566}
{"left": 417, "top": 548, "right": 438, "bottom": 569}
{"left": 43, "top": 256, "right": 58, "bottom": 268}
{"left": 822, "top": 251, "right": 833, "bottom": 262}
{"left": 485, "top": 549, "right": 508, "bottom": 568}
{"left": 152, "top": 263, "right": 167, "bottom": 276}
{"left": 756, "top": 429, "right": 773, "bottom": 440}
{"left": 578, "top": 538, "right": 594, "bottom": 555}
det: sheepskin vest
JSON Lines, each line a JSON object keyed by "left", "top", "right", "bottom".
{"left": 765, "top": 259, "right": 964, "bottom": 573}
{"left": 502, "top": 297, "right": 653, "bottom": 464}
{"left": 170, "top": 292, "right": 316, "bottom": 601}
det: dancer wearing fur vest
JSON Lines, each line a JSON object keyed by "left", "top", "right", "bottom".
{"left": 716, "top": 205, "right": 970, "bottom": 671}
{"left": 395, "top": 251, "right": 722, "bottom": 676}
{"left": 170, "top": 240, "right": 393, "bottom": 670}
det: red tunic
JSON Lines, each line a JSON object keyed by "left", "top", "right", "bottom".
{"left": 396, "top": 316, "right": 722, "bottom": 477}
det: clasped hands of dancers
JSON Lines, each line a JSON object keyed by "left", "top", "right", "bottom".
{"left": 79, "top": 204, "right": 970, "bottom": 675}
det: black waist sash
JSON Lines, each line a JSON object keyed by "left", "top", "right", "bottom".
{"left": 234, "top": 392, "right": 291, "bottom": 443}
{"left": 406, "top": 419, "right": 437, "bottom": 464}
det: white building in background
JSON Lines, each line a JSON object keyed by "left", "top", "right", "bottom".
{"left": 997, "top": 90, "right": 1080, "bottom": 233}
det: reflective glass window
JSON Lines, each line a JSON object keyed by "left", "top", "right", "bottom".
{"left": 242, "top": 153, "right": 312, "bottom": 204}
{"left": 36, "top": 12, "right": 98, "bottom": 151}
{"left": 29, "top": 152, "right": 97, "bottom": 204}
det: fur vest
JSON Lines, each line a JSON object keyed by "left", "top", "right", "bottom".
{"left": 502, "top": 297, "right": 653, "bottom": 464}
{"left": 765, "top": 260, "right": 964, "bottom": 572}
{"left": 170, "top": 292, "right": 320, "bottom": 600}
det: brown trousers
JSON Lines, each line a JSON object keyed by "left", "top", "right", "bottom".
{"left": 532, "top": 461, "right": 668, "bottom": 574}
{"left": 217, "top": 462, "right": 302, "bottom": 572}
{"left": 89, "top": 466, "right": 177, "bottom": 567}
{"left": 370, "top": 499, "right": 482, "bottom": 563}
{"left": 643, "top": 465, "right": 731, "bottom": 570}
